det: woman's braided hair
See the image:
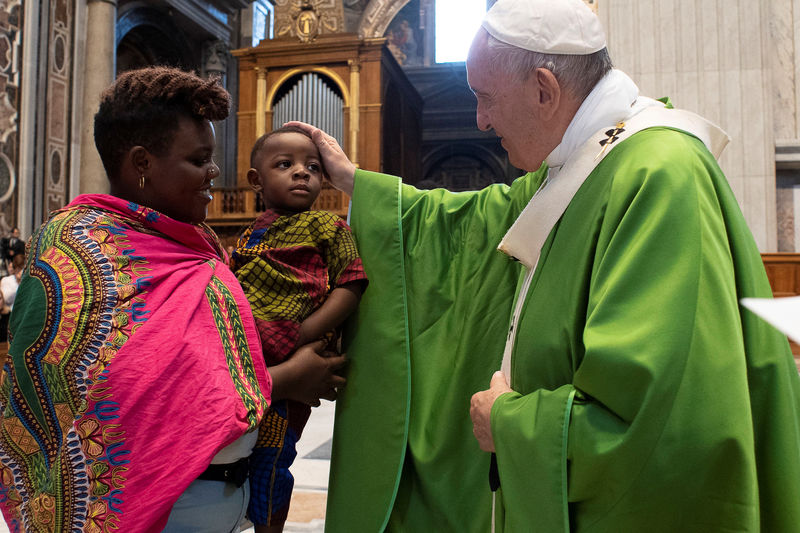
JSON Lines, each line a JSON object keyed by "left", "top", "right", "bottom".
{"left": 94, "top": 66, "right": 231, "bottom": 179}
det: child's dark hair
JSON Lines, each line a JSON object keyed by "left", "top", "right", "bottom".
{"left": 94, "top": 66, "right": 231, "bottom": 179}
{"left": 250, "top": 125, "right": 314, "bottom": 168}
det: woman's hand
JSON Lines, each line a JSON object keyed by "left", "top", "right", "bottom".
{"left": 284, "top": 121, "right": 356, "bottom": 195}
{"left": 268, "top": 339, "right": 347, "bottom": 406}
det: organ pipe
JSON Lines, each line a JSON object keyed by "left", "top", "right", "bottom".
{"left": 272, "top": 72, "right": 344, "bottom": 145}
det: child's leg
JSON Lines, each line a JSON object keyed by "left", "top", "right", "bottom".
{"left": 248, "top": 400, "right": 311, "bottom": 530}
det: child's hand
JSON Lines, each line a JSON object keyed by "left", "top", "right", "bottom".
{"left": 296, "top": 325, "right": 337, "bottom": 355}
{"left": 271, "top": 339, "right": 346, "bottom": 406}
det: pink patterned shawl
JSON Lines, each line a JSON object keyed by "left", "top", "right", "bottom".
{"left": 0, "top": 194, "right": 270, "bottom": 532}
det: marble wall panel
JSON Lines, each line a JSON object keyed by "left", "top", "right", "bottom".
{"left": 678, "top": 0, "right": 698, "bottom": 73}
{"left": 745, "top": 174, "right": 769, "bottom": 246}
{"left": 604, "top": 0, "right": 777, "bottom": 250}
{"left": 793, "top": 0, "right": 800, "bottom": 137}
{"left": 771, "top": 0, "right": 796, "bottom": 140}
{"left": 700, "top": 1, "right": 721, "bottom": 72}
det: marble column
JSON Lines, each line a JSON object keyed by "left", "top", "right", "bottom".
{"left": 79, "top": 0, "right": 116, "bottom": 194}
{"left": 348, "top": 59, "right": 360, "bottom": 166}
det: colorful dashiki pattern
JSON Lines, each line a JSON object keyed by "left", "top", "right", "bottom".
{"left": 0, "top": 194, "right": 270, "bottom": 532}
{"left": 231, "top": 208, "right": 367, "bottom": 526}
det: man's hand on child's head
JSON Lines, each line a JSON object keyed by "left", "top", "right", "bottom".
{"left": 284, "top": 121, "right": 356, "bottom": 196}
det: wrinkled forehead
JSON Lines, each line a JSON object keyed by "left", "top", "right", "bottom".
{"left": 467, "top": 28, "right": 491, "bottom": 68}
{"left": 467, "top": 30, "right": 498, "bottom": 73}
{"left": 466, "top": 31, "right": 500, "bottom": 92}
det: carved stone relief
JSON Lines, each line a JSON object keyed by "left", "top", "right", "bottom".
{"left": 343, "top": 0, "right": 369, "bottom": 33}
{"left": 202, "top": 40, "right": 229, "bottom": 79}
{"left": 358, "top": 0, "right": 408, "bottom": 38}
{"left": 45, "top": 0, "right": 72, "bottom": 215}
{"left": 274, "top": 0, "right": 345, "bottom": 42}
{"left": 359, "top": 0, "right": 598, "bottom": 40}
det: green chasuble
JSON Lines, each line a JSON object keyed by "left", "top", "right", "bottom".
{"left": 328, "top": 127, "right": 800, "bottom": 532}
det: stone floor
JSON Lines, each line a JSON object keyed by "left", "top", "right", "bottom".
{"left": 0, "top": 401, "right": 335, "bottom": 533}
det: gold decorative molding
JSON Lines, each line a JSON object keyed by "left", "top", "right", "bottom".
{"left": 264, "top": 65, "right": 351, "bottom": 111}
{"left": 255, "top": 67, "right": 268, "bottom": 136}
{"left": 359, "top": 0, "right": 597, "bottom": 40}
{"left": 358, "top": 0, "right": 409, "bottom": 38}
{"left": 348, "top": 58, "right": 360, "bottom": 165}
{"left": 275, "top": 0, "right": 345, "bottom": 42}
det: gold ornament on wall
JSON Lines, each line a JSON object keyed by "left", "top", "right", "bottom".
{"left": 275, "top": 0, "right": 344, "bottom": 42}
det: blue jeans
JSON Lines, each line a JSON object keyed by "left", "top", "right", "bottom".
{"left": 162, "top": 478, "right": 249, "bottom": 533}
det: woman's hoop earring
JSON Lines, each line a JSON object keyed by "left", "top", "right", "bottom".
{"left": 139, "top": 174, "right": 146, "bottom": 190}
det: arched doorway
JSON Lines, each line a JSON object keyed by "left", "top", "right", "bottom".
{"left": 116, "top": 7, "right": 194, "bottom": 73}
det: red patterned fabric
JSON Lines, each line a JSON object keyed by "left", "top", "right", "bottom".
{"left": 232, "top": 209, "right": 367, "bottom": 364}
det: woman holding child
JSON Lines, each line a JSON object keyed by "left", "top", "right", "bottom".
{"left": 0, "top": 67, "right": 343, "bottom": 533}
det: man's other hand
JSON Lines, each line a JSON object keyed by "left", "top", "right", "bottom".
{"left": 470, "top": 371, "right": 513, "bottom": 452}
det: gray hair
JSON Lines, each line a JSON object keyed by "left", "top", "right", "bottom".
{"left": 485, "top": 33, "right": 613, "bottom": 101}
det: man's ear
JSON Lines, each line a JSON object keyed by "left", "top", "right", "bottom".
{"left": 534, "top": 68, "right": 562, "bottom": 121}
{"left": 246, "top": 168, "right": 262, "bottom": 192}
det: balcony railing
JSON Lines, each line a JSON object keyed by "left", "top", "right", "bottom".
{"left": 206, "top": 183, "right": 349, "bottom": 226}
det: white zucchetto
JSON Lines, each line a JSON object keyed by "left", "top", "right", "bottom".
{"left": 482, "top": 0, "right": 606, "bottom": 55}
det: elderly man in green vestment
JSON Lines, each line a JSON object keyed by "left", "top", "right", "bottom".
{"left": 293, "top": 0, "right": 800, "bottom": 531}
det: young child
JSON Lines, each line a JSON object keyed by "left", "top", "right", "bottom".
{"left": 231, "top": 126, "right": 368, "bottom": 532}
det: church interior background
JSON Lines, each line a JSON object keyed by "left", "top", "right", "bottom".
{"left": 0, "top": 1, "right": 799, "bottom": 528}
{"left": 0, "top": 0, "right": 799, "bottom": 272}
